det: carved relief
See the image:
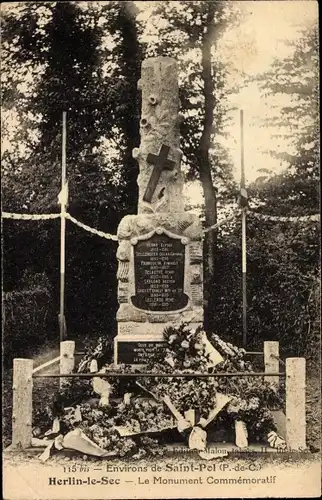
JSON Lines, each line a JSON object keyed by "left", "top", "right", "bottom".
{"left": 117, "top": 213, "right": 202, "bottom": 240}
{"left": 116, "top": 212, "right": 203, "bottom": 323}
{"left": 189, "top": 242, "right": 203, "bottom": 263}
{"left": 190, "top": 284, "right": 203, "bottom": 306}
{"left": 135, "top": 58, "right": 184, "bottom": 213}
{"left": 116, "top": 240, "right": 131, "bottom": 261}
{"left": 190, "top": 265, "right": 202, "bottom": 284}
{"left": 117, "top": 262, "right": 129, "bottom": 282}
{"left": 117, "top": 282, "right": 129, "bottom": 303}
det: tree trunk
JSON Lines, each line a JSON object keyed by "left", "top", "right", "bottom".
{"left": 198, "top": 3, "right": 218, "bottom": 332}
{"left": 118, "top": 1, "right": 142, "bottom": 215}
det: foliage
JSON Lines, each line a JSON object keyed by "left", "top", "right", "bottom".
{"left": 1, "top": 1, "right": 142, "bottom": 338}
{"left": 140, "top": 324, "right": 282, "bottom": 429}
{"left": 2, "top": 2, "right": 236, "bottom": 338}
{"left": 213, "top": 214, "right": 320, "bottom": 355}
{"left": 3, "top": 277, "right": 53, "bottom": 365}
{"left": 228, "top": 20, "right": 320, "bottom": 360}
{"left": 138, "top": 1, "right": 241, "bottom": 329}
{"left": 59, "top": 400, "right": 169, "bottom": 457}
{"left": 303, "top": 275, "right": 321, "bottom": 369}
{"left": 141, "top": 1, "right": 237, "bottom": 193}
{"left": 1, "top": 3, "right": 319, "bottom": 362}
{"left": 248, "top": 23, "right": 319, "bottom": 215}
{"left": 77, "top": 336, "right": 114, "bottom": 372}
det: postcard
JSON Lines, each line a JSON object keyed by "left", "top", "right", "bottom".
{"left": 2, "top": 1, "right": 320, "bottom": 498}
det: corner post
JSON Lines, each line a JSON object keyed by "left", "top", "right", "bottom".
{"left": 285, "top": 357, "right": 306, "bottom": 450}
{"left": 12, "top": 358, "right": 33, "bottom": 448}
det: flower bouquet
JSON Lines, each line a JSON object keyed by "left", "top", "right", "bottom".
{"left": 33, "top": 323, "right": 286, "bottom": 459}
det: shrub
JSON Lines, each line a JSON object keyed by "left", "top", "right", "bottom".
{"left": 212, "top": 216, "right": 320, "bottom": 357}
{"left": 3, "top": 282, "right": 53, "bottom": 366}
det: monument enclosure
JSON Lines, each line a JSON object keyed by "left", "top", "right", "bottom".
{"left": 115, "top": 57, "right": 203, "bottom": 364}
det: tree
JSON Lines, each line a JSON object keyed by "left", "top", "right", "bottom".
{"left": 2, "top": 2, "right": 108, "bottom": 213}
{"left": 98, "top": 1, "right": 143, "bottom": 215}
{"left": 1, "top": 1, "right": 142, "bottom": 338}
{"left": 248, "top": 23, "right": 319, "bottom": 216}
{"left": 213, "top": 213, "right": 320, "bottom": 353}
{"left": 139, "top": 0, "right": 238, "bottom": 329}
{"left": 213, "top": 20, "right": 320, "bottom": 349}
{"left": 2, "top": 1, "right": 240, "bottom": 336}
{"left": 2, "top": 1, "right": 143, "bottom": 215}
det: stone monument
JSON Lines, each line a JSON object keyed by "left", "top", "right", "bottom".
{"left": 114, "top": 57, "right": 203, "bottom": 364}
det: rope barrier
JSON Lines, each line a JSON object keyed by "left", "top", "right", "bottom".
{"left": 2, "top": 209, "right": 319, "bottom": 240}
{"left": 2, "top": 212, "right": 60, "bottom": 220}
{"left": 250, "top": 212, "right": 320, "bottom": 222}
{"left": 65, "top": 213, "right": 118, "bottom": 241}
{"left": 203, "top": 211, "right": 240, "bottom": 234}
{"left": 1, "top": 211, "right": 118, "bottom": 241}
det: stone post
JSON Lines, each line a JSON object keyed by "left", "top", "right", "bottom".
{"left": 114, "top": 57, "right": 203, "bottom": 364}
{"left": 60, "top": 340, "right": 75, "bottom": 388}
{"left": 264, "top": 341, "right": 280, "bottom": 388}
{"left": 12, "top": 358, "right": 33, "bottom": 448}
{"left": 285, "top": 357, "right": 306, "bottom": 450}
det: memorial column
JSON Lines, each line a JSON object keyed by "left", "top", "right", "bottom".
{"left": 114, "top": 57, "right": 203, "bottom": 364}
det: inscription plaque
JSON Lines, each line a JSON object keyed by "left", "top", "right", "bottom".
{"left": 118, "top": 341, "right": 166, "bottom": 364}
{"left": 131, "top": 233, "right": 188, "bottom": 312}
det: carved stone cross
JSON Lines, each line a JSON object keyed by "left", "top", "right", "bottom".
{"left": 135, "top": 57, "right": 184, "bottom": 213}
{"left": 143, "top": 144, "right": 176, "bottom": 203}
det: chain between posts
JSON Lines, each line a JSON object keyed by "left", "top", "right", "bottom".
{"left": 2, "top": 211, "right": 118, "bottom": 241}
{"left": 2, "top": 209, "right": 320, "bottom": 238}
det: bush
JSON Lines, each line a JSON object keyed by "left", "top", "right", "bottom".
{"left": 212, "top": 216, "right": 320, "bottom": 357}
{"left": 2, "top": 215, "right": 118, "bottom": 342}
{"left": 3, "top": 281, "right": 53, "bottom": 366}
{"left": 304, "top": 275, "right": 321, "bottom": 370}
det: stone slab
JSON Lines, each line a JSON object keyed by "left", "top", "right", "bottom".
{"left": 131, "top": 232, "right": 188, "bottom": 312}
{"left": 116, "top": 340, "right": 167, "bottom": 365}
{"left": 116, "top": 303, "right": 203, "bottom": 323}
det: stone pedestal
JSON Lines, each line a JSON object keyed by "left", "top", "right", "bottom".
{"left": 114, "top": 57, "right": 203, "bottom": 364}
{"left": 115, "top": 213, "right": 203, "bottom": 364}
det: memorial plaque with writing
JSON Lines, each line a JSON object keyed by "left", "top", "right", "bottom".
{"left": 131, "top": 233, "right": 188, "bottom": 312}
{"left": 118, "top": 341, "right": 167, "bottom": 364}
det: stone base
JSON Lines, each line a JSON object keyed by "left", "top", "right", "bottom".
{"left": 115, "top": 321, "right": 201, "bottom": 365}
{"left": 114, "top": 338, "right": 166, "bottom": 365}
{"left": 115, "top": 211, "right": 203, "bottom": 365}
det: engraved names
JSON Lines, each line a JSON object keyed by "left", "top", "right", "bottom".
{"left": 131, "top": 233, "right": 188, "bottom": 312}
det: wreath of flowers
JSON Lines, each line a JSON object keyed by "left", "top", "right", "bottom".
{"left": 33, "top": 323, "right": 285, "bottom": 458}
